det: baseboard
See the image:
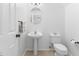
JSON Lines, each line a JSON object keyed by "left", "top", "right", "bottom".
{"left": 26, "top": 48, "right": 55, "bottom": 52}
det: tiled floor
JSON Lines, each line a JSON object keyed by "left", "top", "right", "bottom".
{"left": 24, "top": 48, "right": 56, "bottom": 56}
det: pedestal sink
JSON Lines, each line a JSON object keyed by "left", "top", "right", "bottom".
{"left": 28, "top": 31, "right": 43, "bottom": 55}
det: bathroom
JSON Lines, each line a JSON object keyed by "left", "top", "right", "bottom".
{"left": 0, "top": 3, "right": 79, "bottom": 56}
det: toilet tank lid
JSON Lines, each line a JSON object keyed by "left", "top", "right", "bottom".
{"left": 50, "top": 33, "right": 61, "bottom": 37}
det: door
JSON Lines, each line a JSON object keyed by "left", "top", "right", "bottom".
{"left": 0, "top": 3, "right": 19, "bottom": 56}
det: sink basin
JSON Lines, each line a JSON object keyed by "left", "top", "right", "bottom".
{"left": 28, "top": 31, "right": 43, "bottom": 55}
{"left": 28, "top": 31, "right": 43, "bottom": 38}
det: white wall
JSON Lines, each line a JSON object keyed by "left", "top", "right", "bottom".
{"left": 0, "top": 4, "right": 3, "bottom": 35}
{"left": 16, "top": 3, "right": 65, "bottom": 50}
{"left": 65, "top": 4, "right": 79, "bottom": 55}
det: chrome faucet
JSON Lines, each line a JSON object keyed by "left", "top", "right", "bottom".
{"left": 34, "top": 31, "right": 37, "bottom": 34}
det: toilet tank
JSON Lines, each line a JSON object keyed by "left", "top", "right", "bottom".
{"left": 50, "top": 33, "right": 61, "bottom": 43}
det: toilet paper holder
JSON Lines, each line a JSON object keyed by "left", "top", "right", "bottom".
{"left": 71, "top": 39, "right": 79, "bottom": 44}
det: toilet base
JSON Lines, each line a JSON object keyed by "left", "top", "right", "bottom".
{"left": 54, "top": 43, "right": 68, "bottom": 56}
{"left": 55, "top": 52, "right": 67, "bottom": 56}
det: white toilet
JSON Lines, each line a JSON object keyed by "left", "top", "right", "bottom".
{"left": 50, "top": 33, "right": 68, "bottom": 56}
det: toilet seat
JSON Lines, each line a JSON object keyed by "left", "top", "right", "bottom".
{"left": 54, "top": 44, "right": 67, "bottom": 51}
{"left": 54, "top": 43, "right": 67, "bottom": 55}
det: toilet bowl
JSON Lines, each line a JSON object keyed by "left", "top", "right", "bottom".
{"left": 54, "top": 43, "right": 67, "bottom": 56}
{"left": 50, "top": 33, "right": 68, "bottom": 56}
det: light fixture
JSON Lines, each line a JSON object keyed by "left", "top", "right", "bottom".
{"left": 31, "top": 3, "right": 40, "bottom": 6}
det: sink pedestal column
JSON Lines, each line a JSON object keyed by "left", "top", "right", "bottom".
{"left": 28, "top": 31, "right": 43, "bottom": 56}
{"left": 34, "top": 38, "right": 38, "bottom": 56}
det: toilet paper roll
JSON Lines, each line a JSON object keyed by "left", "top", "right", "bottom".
{"left": 71, "top": 40, "right": 75, "bottom": 44}
{"left": 71, "top": 40, "right": 79, "bottom": 47}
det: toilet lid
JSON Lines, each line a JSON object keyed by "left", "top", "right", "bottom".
{"left": 54, "top": 44, "right": 67, "bottom": 51}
